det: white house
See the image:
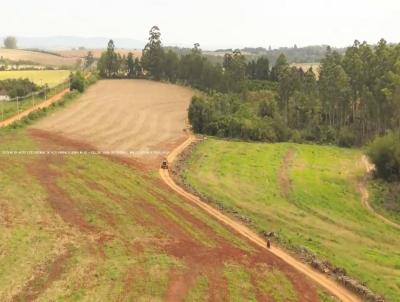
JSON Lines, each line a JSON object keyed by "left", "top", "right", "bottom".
{"left": 0, "top": 90, "right": 10, "bottom": 102}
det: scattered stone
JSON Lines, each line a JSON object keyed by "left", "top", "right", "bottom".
{"left": 337, "top": 276, "right": 385, "bottom": 301}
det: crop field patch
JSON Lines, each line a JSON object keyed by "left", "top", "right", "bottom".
{"left": 0, "top": 70, "right": 70, "bottom": 87}
{"left": 0, "top": 49, "right": 77, "bottom": 67}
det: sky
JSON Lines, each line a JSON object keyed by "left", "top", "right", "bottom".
{"left": 1, "top": 0, "right": 400, "bottom": 49}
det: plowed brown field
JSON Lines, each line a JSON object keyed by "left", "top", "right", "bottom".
{"left": 32, "top": 80, "right": 194, "bottom": 161}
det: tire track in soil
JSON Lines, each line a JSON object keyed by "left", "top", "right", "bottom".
{"left": 278, "top": 149, "right": 295, "bottom": 198}
{"left": 165, "top": 269, "right": 197, "bottom": 302}
{"left": 26, "top": 155, "right": 95, "bottom": 234}
{"left": 11, "top": 251, "right": 71, "bottom": 302}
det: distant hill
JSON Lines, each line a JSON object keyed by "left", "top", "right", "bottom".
{"left": 0, "top": 36, "right": 145, "bottom": 50}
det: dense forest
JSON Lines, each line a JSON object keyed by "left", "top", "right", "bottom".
{"left": 96, "top": 26, "right": 400, "bottom": 180}
{"left": 188, "top": 40, "right": 400, "bottom": 147}
{"left": 215, "top": 45, "right": 346, "bottom": 64}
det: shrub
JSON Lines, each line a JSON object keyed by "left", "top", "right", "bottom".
{"left": 258, "top": 100, "right": 275, "bottom": 118}
{"left": 337, "top": 127, "right": 356, "bottom": 147}
{"left": 367, "top": 132, "right": 400, "bottom": 181}
{"left": 0, "top": 78, "right": 38, "bottom": 98}
{"left": 69, "top": 71, "right": 86, "bottom": 92}
{"left": 290, "top": 130, "right": 303, "bottom": 143}
{"left": 318, "top": 126, "right": 336, "bottom": 144}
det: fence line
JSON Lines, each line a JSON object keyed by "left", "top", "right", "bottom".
{"left": 0, "top": 79, "right": 71, "bottom": 122}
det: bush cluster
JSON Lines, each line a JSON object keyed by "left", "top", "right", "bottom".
{"left": 367, "top": 132, "right": 400, "bottom": 181}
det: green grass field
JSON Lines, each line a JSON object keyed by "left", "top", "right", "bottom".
{"left": 0, "top": 70, "right": 70, "bottom": 87}
{"left": 0, "top": 127, "right": 335, "bottom": 301}
{"left": 182, "top": 138, "right": 400, "bottom": 301}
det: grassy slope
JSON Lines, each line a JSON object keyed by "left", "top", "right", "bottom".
{"left": 0, "top": 128, "right": 331, "bottom": 301}
{"left": 182, "top": 139, "right": 400, "bottom": 301}
{"left": 0, "top": 70, "right": 70, "bottom": 87}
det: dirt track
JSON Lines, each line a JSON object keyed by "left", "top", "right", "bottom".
{"left": 360, "top": 155, "right": 400, "bottom": 230}
{"left": 160, "top": 135, "right": 361, "bottom": 302}
{"left": 32, "top": 80, "right": 194, "bottom": 161}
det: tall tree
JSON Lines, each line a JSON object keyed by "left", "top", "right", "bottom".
{"left": 142, "top": 26, "right": 165, "bottom": 80}
{"left": 270, "top": 54, "right": 289, "bottom": 81}
{"left": 84, "top": 51, "right": 95, "bottom": 68}
{"left": 319, "top": 48, "right": 351, "bottom": 129}
{"left": 127, "top": 52, "right": 135, "bottom": 78}
{"left": 163, "top": 50, "right": 179, "bottom": 83}
{"left": 133, "top": 58, "right": 142, "bottom": 78}
{"left": 255, "top": 56, "right": 270, "bottom": 80}
{"left": 223, "top": 49, "right": 247, "bottom": 91}
{"left": 97, "top": 40, "right": 119, "bottom": 78}
{"left": 179, "top": 43, "right": 206, "bottom": 88}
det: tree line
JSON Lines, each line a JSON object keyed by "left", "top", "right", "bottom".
{"left": 97, "top": 27, "right": 400, "bottom": 179}
{"left": 187, "top": 40, "right": 400, "bottom": 147}
{"left": 97, "top": 26, "right": 273, "bottom": 92}
{"left": 274, "top": 40, "right": 400, "bottom": 146}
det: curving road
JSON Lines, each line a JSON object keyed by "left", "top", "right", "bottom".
{"left": 160, "top": 134, "right": 361, "bottom": 302}
{"left": 360, "top": 155, "right": 400, "bottom": 230}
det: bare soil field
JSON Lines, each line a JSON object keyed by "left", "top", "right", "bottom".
{"left": 57, "top": 49, "right": 142, "bottom": 59}
{"left": 32, "top": 80, "right": 194, "bottom": 162}
{"left": 291, "top": 63, "right": 320, "bottom": 76}
{"left": 0, "top": 49, "right": 77, "bottom": 67}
